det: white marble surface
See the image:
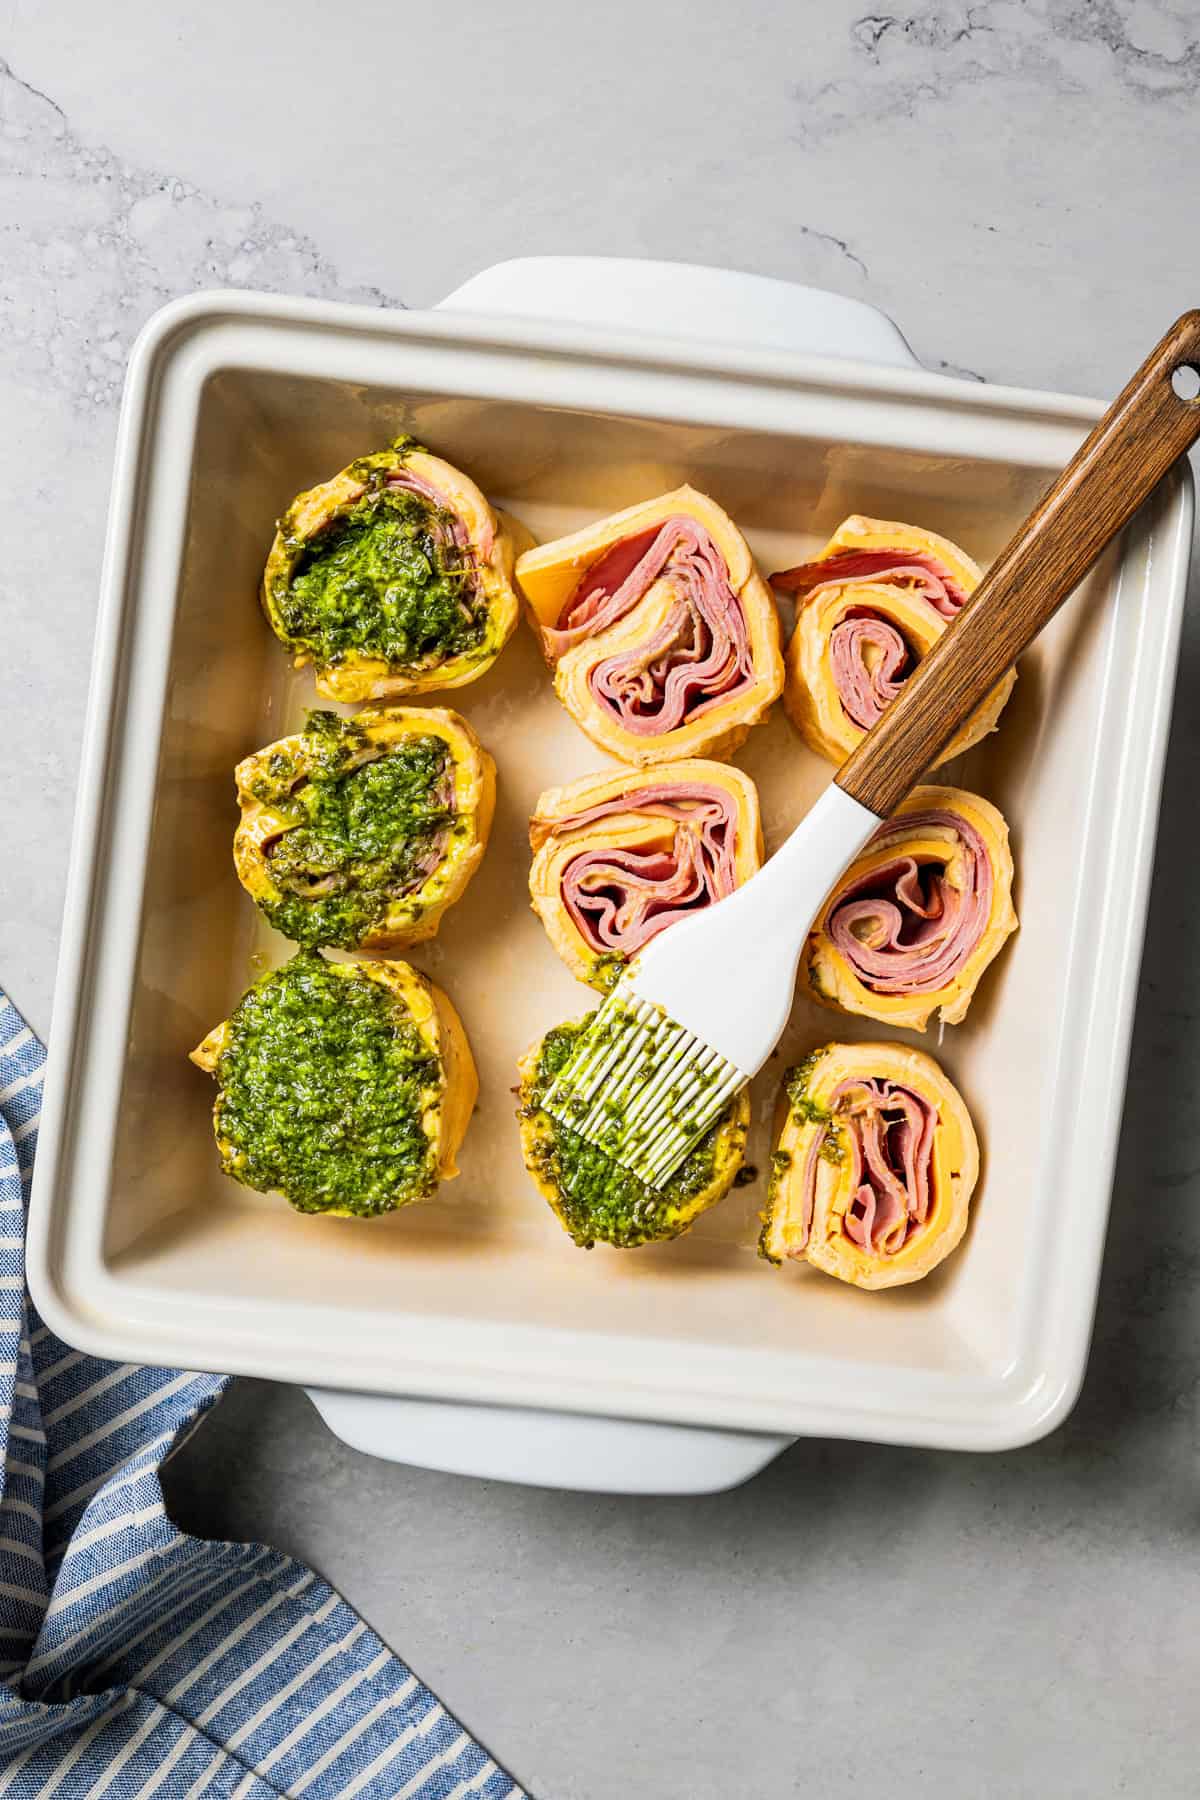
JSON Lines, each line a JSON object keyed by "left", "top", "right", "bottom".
{"left": 5, "top": 2, "right": 1200, "bottom": 1794}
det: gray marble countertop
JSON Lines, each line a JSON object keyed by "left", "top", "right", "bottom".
{"left": 5, "top": 3, "right": 1200, "bottom": 1795}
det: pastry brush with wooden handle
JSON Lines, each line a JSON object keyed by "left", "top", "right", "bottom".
{"left": 543, "top": 314, "right": 1200, "bottom": 1188}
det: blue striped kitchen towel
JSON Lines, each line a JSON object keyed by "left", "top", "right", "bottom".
{"left": 0, "top": 989, "right": 523, "bottom": 1799}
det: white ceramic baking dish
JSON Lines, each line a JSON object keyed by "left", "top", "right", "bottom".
{"left": 27, "top": 259, "right": 1193, "bottom": 1494}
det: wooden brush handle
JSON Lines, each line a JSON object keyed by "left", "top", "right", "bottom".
{"left": 837, "top": 311, "right": 1200, "bottom": 819}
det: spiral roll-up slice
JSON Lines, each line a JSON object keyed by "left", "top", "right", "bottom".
{"left": 528, "top": 760, "right": 763, "bottom": 990}
{"left": 803, "top": 786, "right": 1017, "bottom": 1031}
{"left": 517, "top": 486, "right": 783, "bottom": 764}
{"left": 234, "top": 707, "right": 494, "bottom": 952}
{"left": 191, "top": 950, "right": 477, "bottom": 1218}
{"left": 761, "top": 1043, "right": 979, "bottom": 1289}
{"left": 262, "top": 437, "right": 525, "bottom": 700}
{"left": 517, "top": 1014, "right": 750, "bottom": 1248}
{"left": 772, "top": 515, "right": 1016, "bottom": 764}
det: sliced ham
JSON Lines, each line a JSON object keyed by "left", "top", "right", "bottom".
{"left": 826, "top": 809, "right": 992, "bottom": 996}
{"left": 386, "top": 466, "right": 493, "bottom": 556}
{"left": 386, "top": 466, "right": 446, "bottom": 509}
{"left": 796, "top": 1078, "right": 937, "bottom": 1258}
{"left": 773, "top": 546, "right": 969, "bottom": 730}
{"left": 828, "top": 610, "right": 912, "bottom": 730}
{"left": 544, "top": 517, "right": 756, "bottom": 736}
{"left": 557, "top": 782, "right": 739, "bottom": 956}
{"left": 770, "top": 547, "right": 969, "bottom": 619}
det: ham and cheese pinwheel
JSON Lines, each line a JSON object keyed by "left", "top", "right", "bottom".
{"left": 234, "top": 706, "right": 495, "bottom": 953}
{"left": 528, "top": 761, "right": 762, "bottom": 990}
{"left": 517, "top": 487, "right": 784, "bottom": 764}
{"left": 772, "top": 515, "right": 1016, "bottom": 764}
{"left": 262, "top": 437, "right": 527, "bottom": 701}
{"left": 761, "top": 1043, "right": 979, "bottom": 1289}
{"left": 802, "top": 786, "right": 1017, "bottom": 1031}
{"left": 191, "top": 950, "right": 478, "bottom": 1219}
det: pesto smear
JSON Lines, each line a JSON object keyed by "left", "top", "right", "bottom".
{"left": 526, "top": 1018, "right": 728, "bottom": 1249}
{"left": 786, "top": 1055, "right": 844, "bottom": 1164}
{"left": 257, "top": 711, "right": 452, "bottom": 949}
{"left": 587, "top": 950, "right": 627, "bottom": 993}
{"left": 213, "top": 951, "right": 439, "bottom": 1216}
{"left": 274, "top": 466, "right": 486, "bottom": 670}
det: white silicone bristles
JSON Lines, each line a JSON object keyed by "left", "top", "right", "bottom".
{"left": 542, "top": 992, "right": 746, "bottom": 1190}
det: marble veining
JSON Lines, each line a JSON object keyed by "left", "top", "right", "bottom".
{"left": 0, "top": 57, "right": 403, "bottom": 412}
{"left": 799, "top": 0, "right": 1200, "bottom": 133}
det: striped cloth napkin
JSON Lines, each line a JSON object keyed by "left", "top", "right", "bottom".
{"left": 0, "top": 989, "right": 524, "bottom": 1799}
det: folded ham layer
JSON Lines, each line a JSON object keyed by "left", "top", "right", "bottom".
{"left": 545, "top": 518, "right": 756, "bottom": 737}
{"left": 828, "top": 611, "right": 911, "bottom": 730}
{"left": 557, "top": 782, "right": 740, "bottom": 957}
{"left": 826, "top": 808, "right": 991, "bottom": 996}
{"left": 771, "top": 547, "right": 970, "bottom": 617}
{"left": 774, "top": 548, "right": 968, "bottom": 729}
{"left": 793, "top": 1077, "right": 936, "bottom": 1258}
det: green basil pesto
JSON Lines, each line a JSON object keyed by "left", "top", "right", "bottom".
{"left": 759, "top": 1060, "right": 843, "bottom": 1264}
{"left": 258, "top": 711, "right": 453, "bottom": 949}
{"left": 274, "top": 462, "right": 486, "bottom": 670}
{"left": 785, "top": 1054, "right": 834, "bottom": 1128}
{"left": 213, "top": 951, "right": 440, "bottom": 1217}
{"left": 588, "top": 951, "right": 627, "bottom": 993}
{"left": 785, "top": 1055, "right": 844, "bottom": 1162}
{"left": 525, "top": 1018, "right": 732, "bottom": 1249}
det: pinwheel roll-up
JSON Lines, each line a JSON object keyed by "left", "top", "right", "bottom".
{"left": 761, "top": 1043, "right": 979, "bottom": 1289}
{"left": 772, "top": 515, "right": 1016, "bottom": 763}
{"left": 191, "top": 950, "right": 477, "bottom": 1218}
{"left": 528, "top": 760, "right": 763, "bottom": 990}
{"left": 516, "top": 486, "right": 784, "bottom": 764}
{"left": 802, "top": 785, "right": 1017, "bottom": 1031}
{"left": 234, "top": 707, "right": 495, "bottom": 952}
{"left": 517, "top": 1014, "right": 750, "bottom": 1248}
{"left": 262, "top": 437, "right": 526, "bottom": 701}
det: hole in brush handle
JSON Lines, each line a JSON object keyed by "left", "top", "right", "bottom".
{"left": 838, "top": 311, "right": 1200, "bottom": 820}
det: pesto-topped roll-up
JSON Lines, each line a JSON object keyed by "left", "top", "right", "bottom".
{"left": 517, "top": 1014, "right": 750, "bottom": 1249}
{"left": 772, "top": 515, "right": 1016, "bottom": 764}
{"left": 761, "top": 1043, "right": 979, "bottom": 1289}
{"left": 191, "top": 950, "right": 477, "bottom": 1218}
{"left": 803, "top": 786, "right": 1018, "bottom": 1031}
{"left": 262, "top": 437, "right": 526, "bottom": 699}
{"left": 517, "top": 486, "right": 783, "bottom": 764}
{"left": 528, "top": 760, "right": 762, "bottom": 991}
{"left": 234, "top": 707, "right": 494, "bottom": 952}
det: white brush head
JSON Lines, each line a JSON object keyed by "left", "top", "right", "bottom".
{"left": 542, "top": 992, "right": 746, "bottom": 1189}
{"left": 540, "top": 783, "right": 880, "bottom": 1189}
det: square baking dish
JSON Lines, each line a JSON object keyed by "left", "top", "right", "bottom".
{"left": 27, "top": 279, "right": 1193, "bottom": 1454}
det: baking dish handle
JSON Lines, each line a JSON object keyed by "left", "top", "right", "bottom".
{"left": 305, "top": 1390, "right": 790, "bottom": 1495}
{"left": 436, "top": 254, "right": 921, "bottom": 368}
{"left": 304, "top": 259, "right": 920, "bottom": 1493}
